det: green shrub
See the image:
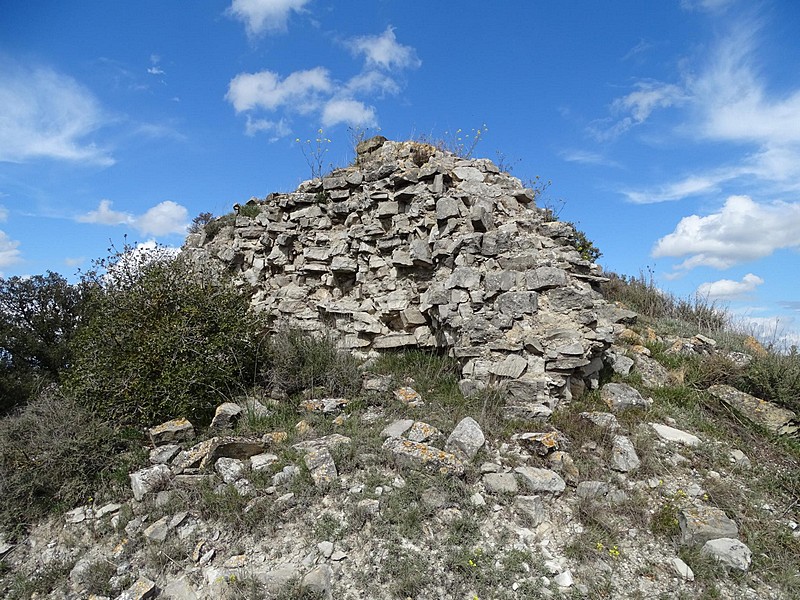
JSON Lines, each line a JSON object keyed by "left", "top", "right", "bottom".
{"left": 602, "top": 270, "right": 726, "bottom": 332}
{"left": 65, "top": 244, "right": 269, "bottom": 428}
{"left": 263, "top": 329, "right": 361, "bottom": 398}
{"left": 204, "top": 213, "right": 236, "bottom": 241}
{"left": 189, "top": 211, "right": 214, "bottom": 234}
{"left": 737, "top": 347, "right": 800, "bottom": 414}
{"left": 0, "top": 390, "right": 138, "bottom": 539}
{"left": 0, "top": 272, "right": 84, "bottom": 415}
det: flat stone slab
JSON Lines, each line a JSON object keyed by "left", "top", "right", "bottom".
{"left": 176, "top": 437, "right": 267, "bottom": 472}
{"left": 382, "top": 437, "right": 464, "bottom": 475}
{"left": 708, "top": 384, "right": 797, "bottom": 435}
{"left": 381, "top": 419, "right": 414, "bottom": 438}
{"left": 482, "top": 472, "right": 519, "bottom": 494}
{"left": 601, "top": 383, "right": 650, "bottom": 413}
{"left": 701, "top": 537, "right": 752, "bottom": 570}
{"left": 149, "top": 418, "right": 194, "bottom": 446}
{"left": 679, "top": 506, "right": 738, "bottom": 545}
{"left": 650, "top": 423, "right": 701, "bottom": 447}
{"left": 514, "top": 466, "right": 566, "bottom": 494}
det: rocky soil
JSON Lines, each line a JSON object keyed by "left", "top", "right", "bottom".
{"left": 2, "top": 139, "right": 798, "bottom": 599}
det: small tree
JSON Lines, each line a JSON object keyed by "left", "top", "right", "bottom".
{"left": 65, "top": 244, "right": 269, "bottom": 428}
{"left": 0, "top": 272, "right": 84, "bottom": 414}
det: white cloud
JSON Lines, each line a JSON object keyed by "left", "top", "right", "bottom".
{"left": 227, "top": 0, "right": 311, "bottom": 37}
{"left": 103, "top": 240, "right": 181, "bottom": 287}
{"left": 615, "top": 17, "right": 800, "bottom": 203}
{"left": 697, "top": 273, "right": 764, "bottom": 299}
{"left": 244, "top": 116, "right": 291, "bottom": 139}
{"left": 560, "top": 150, "right": 620, "bottom": 167}
{"left": 226, "top": 68, "right": 332, "bottom": 113}
{"left": 77, "top": 200, "right": 188, "bottom": 236}
{"left": 731, "top": 313, "right": 800, "bottom": 350}
{"left": 78, "top": 199, "right": 133, "bottom": 226}
{"left": 64, "top": 256, "right": 85, "bottom": 268}
{"left": 593, "top": 81, "right": 686, "bottom": 140}
{"left": 135, "top": 201, "right": 189, "bottom": 236}
{"left": 344, "top": 70, "right": 400, "bottom": 97}
{"left": 0, "top": 206, "right": 7, "bottom": 222}
{"left": 653, "top": 195, "right": 800, "bottom": 270}
{"left": 226, "top": 27, "right": 418, "bottom": 137}
{"left": 0, "top": 62, "right": 113, "bottom": 165}
{"left": 321, "top": 99, "right": 376, "bottom": 128}
{"left": 0, "top": 230, "right": 21, "bottom": 269}
{"left": 147, "top": 54, "right": 165, "bottom": 76}
{"left": 623, "top": 174, "right": 723, "bottom": 203}
{"left": 350, "top": 26, "right": 421, "bottom": 71}
{"left": 681, "top": 0, "right": 736, "bottom": 12}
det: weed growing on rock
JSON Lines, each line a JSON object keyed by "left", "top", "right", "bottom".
{"left": 295, "top": 129, "right": 332, "bottom": 179}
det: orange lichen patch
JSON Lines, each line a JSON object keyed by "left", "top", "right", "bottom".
{"left": 263, "top": 431, "right": 288, "bottom": 445}
{"left": 295, "top": 420, "right": 311, "bottom": 435}
{"left": 515, "top": 431, "right": 568, "bottom": 456}
{"left": 393, "top": 386, "right": 424, "bottom": 407}
{"left": 300, "top": 399, "right": 325, "bottom": 412}
{"left": 382, "top": 437, "right": 464, "bottom": 475}
{"left": 743, "top": 335, "right": 768, "bottom": 357}
{"left": 111, "top": 538, "right": 129, "bottom": 559}
{"left": 618, "top": 328, "right": 643, "bottom": 345}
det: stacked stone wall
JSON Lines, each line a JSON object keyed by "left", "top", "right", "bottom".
{"left": 184, "top": 137, "right": 635, "bottom": 417}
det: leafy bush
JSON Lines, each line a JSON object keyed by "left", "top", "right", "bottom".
{"left": 204, "top": 213, "right": 236, "bottom": 241}
{"left": 0, "top": 390, "right": 137, "bottom": 539}
{"left": 737, "top": 348, "right": 800, "bottom": 414}
{"left": 65, "top": 245, "right": 269, "bottom": 428}
{"left": 568, "top": 223, "right": 602, "bottom": 261}
{"left": 189, "top": 211, "right": 214, "bottom": 234}
{"left": 0, "top": 272, "right": 84, "bottom": 415}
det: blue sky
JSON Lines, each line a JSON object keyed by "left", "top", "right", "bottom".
{"left": 1, "top": 0, "right": 799, "bottom": 346}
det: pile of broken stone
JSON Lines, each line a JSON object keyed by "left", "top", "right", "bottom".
{"left": 184, "top": 136, "right": 636, "bottom": 421}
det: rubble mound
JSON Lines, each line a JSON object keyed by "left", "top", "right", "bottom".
{"left": 185, "top": 137, "right": 634, "bottom": 416}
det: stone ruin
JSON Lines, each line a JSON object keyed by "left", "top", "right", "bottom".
{"left": 184, "top": 136, "right": 636, "bottom": 419}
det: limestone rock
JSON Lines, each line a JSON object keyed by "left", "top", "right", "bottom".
{"left": 514, "top": 466, "right": 566, "bottom": 494}
{"left": 149, "top": 418, "right": 194, "bottom": 446}
{"left": 302, "top": 564, "right": 333, "bottom": 596}
{"left": 215, "top": 457, "right": 248, "bottom": 483}
{"left": 679, "top": 506, "right": 738, "bottom": 545}
{"left": 708, "top": 384, "right": 797, "bottom": 435}
{"left": 116, "top": 577, "right": 158, "bottom": 600}
{"left": 701, "top": 537, "right": 752, "bottom": 570}
{"left": 513, "top": 495, "right": 546, "bottom": 526}
{"left": 650, "top": 423, "right": 701, "bottom": 447}
{"left": 483, "top": 472, "right": 519, "bottom": 494}
{"left": 304, "top": 447, "right": 338, "bottom": 485}
{"left": 445, "top": 416, "right": 485, "bottom": 461}
{"left": 130, "top": 464, "right": 172, "bottom": 501}
{"left": 209, "top": 402, "right": 243, "bottom": 431}
{"left": 382, "top": 437, "right": 464, "bottom": 475}
{"left": 670, "top": 557, "right": 694, "bottom": 581}
{"left": 609, "top": 435, "right": 640, "bottom": 472}
{"left": 601, "top": 383, "right": 650, "bottom": 413}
